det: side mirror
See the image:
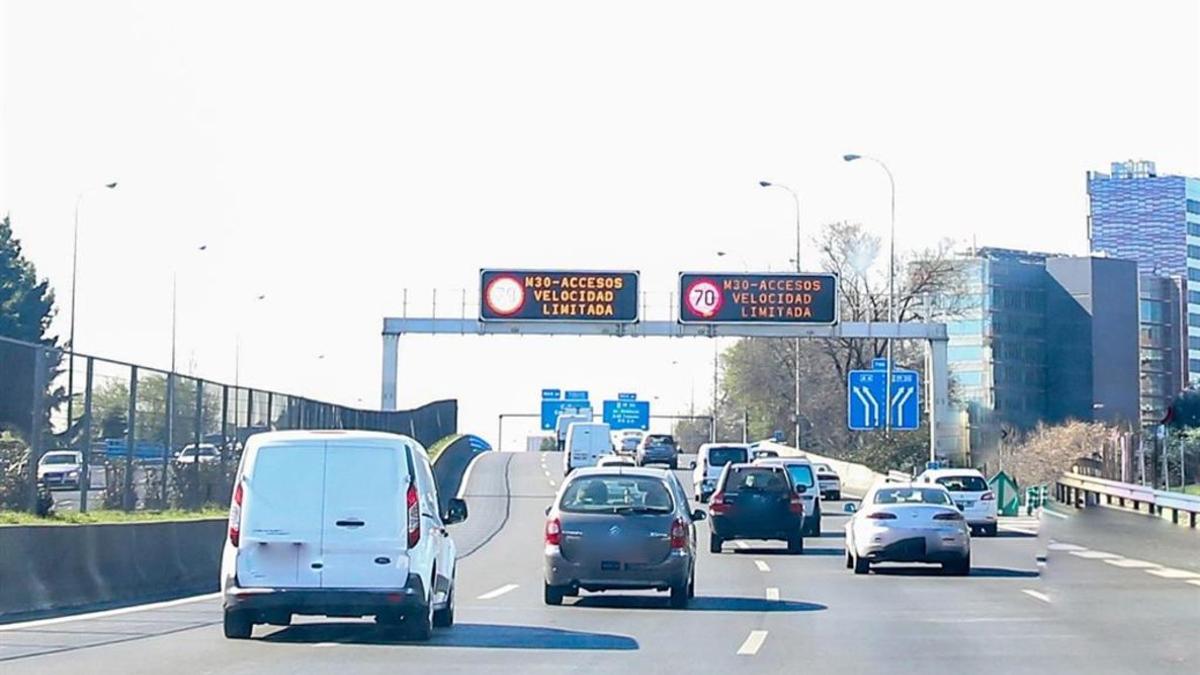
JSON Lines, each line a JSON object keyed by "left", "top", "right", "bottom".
{"left": 689, "top": 460, "right": 697, "bottom": 470}
{"left": 544, "top": 505, "right": 552, "bottom": 516}
{"left": 795, "top": 484, "right": 808, "bottom": 494}
{"left": 691, "top": 509, "right": 707, "bottom": 522}
{"left": 843, "top": 503, "right": 857, "bottom": 514}
{"left": 443, "top": 498, "right": 469, "bottom": 525}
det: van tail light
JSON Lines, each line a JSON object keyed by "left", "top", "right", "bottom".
{"left": 980, "top": 491, "right": 995, "bottom": 501}
{"left": 545, "top": 517, "right": 562, "bottom": 547}
{"left": 789, "top": 492, "right": 804, "bottom": 516}
{"left": 228, "top": 482, "right": 243, "bottom": 547}
{"left": 865, "top": 511, "right": 897, "bottom": 520}
{"left": 669, "top": 518, "right": 688, "bottom": 549}
{"left": 709, "top": 491, "right": 730, "bottom": 515}
{"left": 933, "top": 511, "right": 964, "bottom": 521}
{"left": 406, "top": 481, "right": 421, "bottom": 548}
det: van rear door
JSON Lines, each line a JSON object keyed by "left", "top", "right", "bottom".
{"left": 320, "top": 440, "right": 410, "bottom": 589}
{"left": 236, "top": 441, "right": 325, "bottom": 589}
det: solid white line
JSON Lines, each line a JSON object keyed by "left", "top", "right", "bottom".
{"left": 1041, "top": 509, "right": 1069, "bottom": 520}
{"left": 1000, "top": 526, "right": 1038, "bottom": 535}
{"left": 1047, "top": 542, "right": 1086, "bottom": 551}
{"left": 477, "top": 583, "right": 520, "bottom": 600}
{"left": 754, "top": 560, "right": 771, "bottom": 573}
{"left": 765, "top": 587, "right": 780, "bottom": 601}
{"left": 1186, "top": 580, "right": 1200, "bottom": 588}
{"left": 1021, "top": 589, "right": 1052, "bottom": 604}
{"left": 1103, "top": 558, "right": 1160, "bottom": 569}
{"left": 0, "top": 592, "right": 220, "bottom": 631}
{"left": 1069, "top": 550, "right": 1119, "bottom": 560}
{"left": 737, "top": 630, "right": 768, "bottom": 655}
{"left": 1144, "top": 567, "right": 1200, "bottom": 580}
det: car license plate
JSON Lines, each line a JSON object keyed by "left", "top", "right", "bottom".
{"left": 600, "top": 561, "right": 620, "bottom": 571}
{"left": 956, "top": 501, "right": 972, "bottom": 509}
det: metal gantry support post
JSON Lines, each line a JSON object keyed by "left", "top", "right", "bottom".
{"left": 381, "top": 333, "right": 400, "bottom": 411}
{"left": 926, "top": 336, "right": 951, "bottom": 463}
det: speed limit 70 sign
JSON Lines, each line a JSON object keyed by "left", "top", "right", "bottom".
{"left": 677, "top": 272, "right": 839, "bottom": 325}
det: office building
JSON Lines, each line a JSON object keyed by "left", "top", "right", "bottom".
{"left": 1136, "top": 274, "right": 1186, "bottom": 426}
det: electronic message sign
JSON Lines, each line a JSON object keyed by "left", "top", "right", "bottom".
{"left": 678, "top": 272, "right": 838, "bottom": 325}
{"left": 480, "top": 270, "right": 639, "bottom": 322}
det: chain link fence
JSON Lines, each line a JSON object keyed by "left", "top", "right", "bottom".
{"left": 0, "top": 335, "right": 455, "bottom": 514}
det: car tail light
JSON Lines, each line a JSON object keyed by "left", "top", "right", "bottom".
{"left": 709, "top": 491, "right": 730, "bottom": 515}
{"left": 789, "top": 492, "right": 804, "bottom": 515}
{"left": 980, "top": 491, "right": 995, "bottom": 501}
{"left": 406, "top": 481, "right": 421, "bottom": 548}
{"left": 865, "top": 511, "right": 897, "bottom": 520}
{"left": 228, "top": 482, "right": 243, "bottom": 547}
{"left": 933, "top": 511, "right": 964, "bottom": 521}
{"left": 545, "top": 517, "right": 562, "bottom": 546}
{"left": 669, "top": 518, "right": 688, "bottom": 549}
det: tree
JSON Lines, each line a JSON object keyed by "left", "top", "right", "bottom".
{"left": 89, "top": 375, "right": 222, "bottom": 451}
{"left": 0, "top": 215, "right": 64, "bottom": 441}
{"left": 998, "top": 421, "right": 1114, "bottom": 488}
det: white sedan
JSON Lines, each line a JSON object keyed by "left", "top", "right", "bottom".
{"left": 844, "top": 483, "right": 971, "bottom": 576}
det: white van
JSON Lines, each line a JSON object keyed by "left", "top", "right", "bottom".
{"left": 220, "top": 430, "right": 468, "bottom": 641}
{"left": 692, "top": 443, "right": 750, "bottom": 502}
{"left": 562, "top": 422, "right": 613, "bottom": 475}
{"left": 555, "top": 411, "right": 592, "bottom": 451}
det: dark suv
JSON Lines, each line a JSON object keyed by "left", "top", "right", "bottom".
{"left": 708, "top": 463, "right": 805, "bottom": 554}
{"left": 637, "top": 434, "right": 679, "bottom": 470}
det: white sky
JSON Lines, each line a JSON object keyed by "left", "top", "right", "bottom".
{"left": 2, "top": 1, "right": 1198, "bottom": 449}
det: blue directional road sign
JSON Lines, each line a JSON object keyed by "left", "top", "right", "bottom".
{"left": 541, "top": 388, "right": 562, "bottom": 400}
{"left": 541, "top": 389, "right": 590, "bottom": 430}
{"left": 872, "top": 358, "right": 888, "bottom": 370}
{"left": 564, "top": 390, "right": 589, "bottom": 401}
{"left": 847, "top": 368, "right": 920, "bottom": 431}
{"left": 618, "top": 392, "right": 637, "bottom": 401}
{"left": 603, "top": 399, "right": 650, "bottom": 431}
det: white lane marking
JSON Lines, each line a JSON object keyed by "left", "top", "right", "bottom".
{"left": 1047, "top": 542, "right": 1086, "bottom": 551}
{"left": 1069, "top": 550, "right": 1119, "bottom": 560}
{"left": 1022, "top": 589, "right": 1052, "bottom": 604}
{"left": 1001, "top": 526, "right": 1038, "bottom": 535}
{"left": 754, "top": 560, "right": 771, "bottom": 573}
{"left": 477, "top": 584, "right": 520, "bottom": 600}
{"left": 1041, "top": 509, "right": 1068, "bottom": 519}
{"left": 549, "top": 480, "right": 557, "bottom": 487}
{"left": 0, "top": 592, "right": 220, "bottom": 631}
{"left": 765, "top": 588, "right": 780, "bottom": 601}
{"left": 736, "top": 630, "right": 768, "bottom": 656}
{"left": 313, "top": 642, "right": 341, "bottom": 648}
{"left": 734, "top": 540, "right": 749, "bottom": 550}
{"left": 1187, "top": 580, "right": 1200, "bottom": 588}
{"left": 1144, "top": 567, "right": 1200, "bottom": 580}
{"left": 1103, "top": 558, "right": 1160, "bottom": 569}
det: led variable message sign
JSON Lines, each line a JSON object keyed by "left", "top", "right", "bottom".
{"left": 480, "top": 270, "right": 640, "bottom": 322}
{"left": 678, "top": 272, "right": 838, "bottom": 325}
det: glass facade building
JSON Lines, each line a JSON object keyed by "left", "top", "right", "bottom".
{"left": 1088, "top": 159, "right": 1200, "bottom": 386}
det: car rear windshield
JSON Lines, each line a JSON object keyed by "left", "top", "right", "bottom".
{"left": 42, "top": 454, "right": 77, "bottom": 465}
{"left": 784, "top": 464, "right": 815, "bottom": 488}
{"left": 708, "top": 447, "right": 748, "bottom": 466}
{"left": 559, "top": 476, "right": 674, "bottom": 513}
{"left": 645, "top": 435, "right": 676, "bottom": 446}
{"left": 935, "top": 475, "right": 988, "bottom": 492}
{"left": 725, "top": 467, "right": 790, "bottom": 493}
{"left": 873, "top": 488, "right": 952, "bottom": 505}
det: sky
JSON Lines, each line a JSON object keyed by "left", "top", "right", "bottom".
{"left": 2, "top": 1, "right": 1198, "bottom": 450}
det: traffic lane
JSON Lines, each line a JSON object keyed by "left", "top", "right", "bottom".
{"left": 1042, "top": 501, "right": 1200, "bottom": 572}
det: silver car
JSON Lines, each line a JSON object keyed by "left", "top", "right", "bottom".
{"left": 844, "top": 483, "right": 971, "bottom": 575}
{"left": 543, "top": 467, "right": 704, "bottom": 608}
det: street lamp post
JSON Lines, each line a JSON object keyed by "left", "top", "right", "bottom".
{"left": 66, "top": 182, "right": 118, "bottom": 430}
{"left": 171, "top": 244, "right": 208, "bottom": 375}
{"left": 759, "top": 180, "right": 804, "bottom": 449}
{"left": 843, "top": 154, "right": 897, "bottom": 434}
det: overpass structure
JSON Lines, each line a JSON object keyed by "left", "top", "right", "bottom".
{"left": 380, "top": 317, "right": 961, "bottom": 462}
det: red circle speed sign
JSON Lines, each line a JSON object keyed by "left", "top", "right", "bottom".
{"left": 683, "top": 278, "right": 723, "bottom": 319}
{"left": 483, "top": 274, "right": 525, "bottom": 316}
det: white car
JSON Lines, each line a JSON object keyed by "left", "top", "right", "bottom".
{"left": 596, "top": 454, "right": 637, "bottom": 468}
{"left": 812, "top": 463, "right": 842, "bottom": 501}
{"left": 220, "top": 430, "right": 467, "bottom": 641}
{"left": 916, "top": 468, "right": 998, "bottom": 536}
{"left": 38, "top": 450, "right": 83, "bottom": 490}
{"left": 691, "top": 443, "right": 750, "bottom": 502}
{"left": 844, "top": 482, "right": 971, "bottom": 575}
{"left": 175, "top": 443, "right": 221, "bottom": 465}
{"left": 754, "top": 457, "right": 822, "bottom": 536}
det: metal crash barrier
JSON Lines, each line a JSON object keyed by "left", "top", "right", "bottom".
{"left": 1056, "top": 472, "right": 1200, "bottom": 528}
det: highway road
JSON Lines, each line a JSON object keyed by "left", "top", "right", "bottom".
{"left": 2, "top": 451, "right": 1196, "bottom": 673}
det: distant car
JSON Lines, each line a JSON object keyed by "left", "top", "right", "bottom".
{"left": 37, "top": 450, "right": 83, "bottom": 490}
{"left": 692, "top": 443, "right": 750, "bottom": 502}
{"left": 844, "top": 483, "right": 970, "bottom": 575}
{"left": 615, "top": 430, "right": 645, "bottom": 454}
{"left": 637, "top": 434, "right": 679, "bottom": 469}
{"left": 596, "top": 454, "right": 637, "bottom": 468}
{"left": 916, "top": 468, "right": 998, "bottom": 536}
{"left": 175, "top": 444, "right": 221, "bottom": 465}
{"left": 563, "top": 423, "right": 613, "bottom": 475}
{"left": 708, "top": 463, "right": 805, "bottom": 554}
{"left": 543, "top": 467, "right": 704, "bottom": 608}
{"left": 754, "top": 457, "right": 822, "bottom": 536}
{"left": 812, "top": 462, "right": 842, "bottom": 501}
{"left": 751, "top": 448, "right": 780, "bottom": 460}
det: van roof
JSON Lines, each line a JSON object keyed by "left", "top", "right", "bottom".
{"left": 919, "top": 468, "right": 985, "bottom": 479}
{"left": 244, "top": 430, "right": 420, "bottom": 447}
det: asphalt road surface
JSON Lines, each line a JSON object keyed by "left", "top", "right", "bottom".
{"left": 2, "top": 451, "right": 1196, "bottom": 673}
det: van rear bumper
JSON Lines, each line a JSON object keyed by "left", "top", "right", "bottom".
{"left": 224, "top": 574, "right": 427, "bottom": 617}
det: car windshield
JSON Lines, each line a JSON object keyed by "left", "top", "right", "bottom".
{"left": 784, "top": 464, "right": 815, "bottom": 488}
{"left": 726, "top": 467, "right": 789, "bottom": 493}
{"left": 41, "top": 454, "right": 77, "bottom": 465}
{"left": 645, "top": 435, "right": 675, "bottom": 447}
{"left": 936, "top": 475, "right": 989, "bottom": 492}
{"left": 708, "top": 447, "right": 748, "bottom": 466}
{"left": 873, "top": 488, "right": 952, "bottom": 505}
{"left": 559, "top": 476, "right": 674, "bottom": 513}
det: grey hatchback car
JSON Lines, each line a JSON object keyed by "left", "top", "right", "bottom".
{"left": 544, "top": 467, "right": 705, "bottom": 608}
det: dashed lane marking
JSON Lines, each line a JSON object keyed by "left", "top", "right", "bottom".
{"left": 736, "top": 630, "right": 768, "bottom": 656}
{"left": 1021, "top": 589, "right": 1052, "bottom": 604}
{"left": 754, "top": 560, "right": 771, "bottom": 573}
{"left": 1144, "top": 567, "right": 1200, "bottom": 580}
{"left": 765, "top": 588, "right": 780, "bottom": 601}
{"left": 1102, "top": 558, "right": 1160, "bottom": 569}
{"left": 734, "top": 541, "right": 749, "bottom": 550}
{"left": 1047, "top": 542, "right": 1086, "bottom": 552}
{"left": 1041, "top": 509, "right": 1069, "bottom": 519}
{"left": 1186, "top": 580, "right": 1200, "bottom": 588}
{"left": 1068, "top": 550, "right": 1119, "bottom": 560}
{"left": 477, "top": 584, "right": 520, "bottom": 600}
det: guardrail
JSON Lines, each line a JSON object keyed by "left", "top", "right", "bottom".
{"left": 1056, "top": 472, "right": 1200, "bottom": 528}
